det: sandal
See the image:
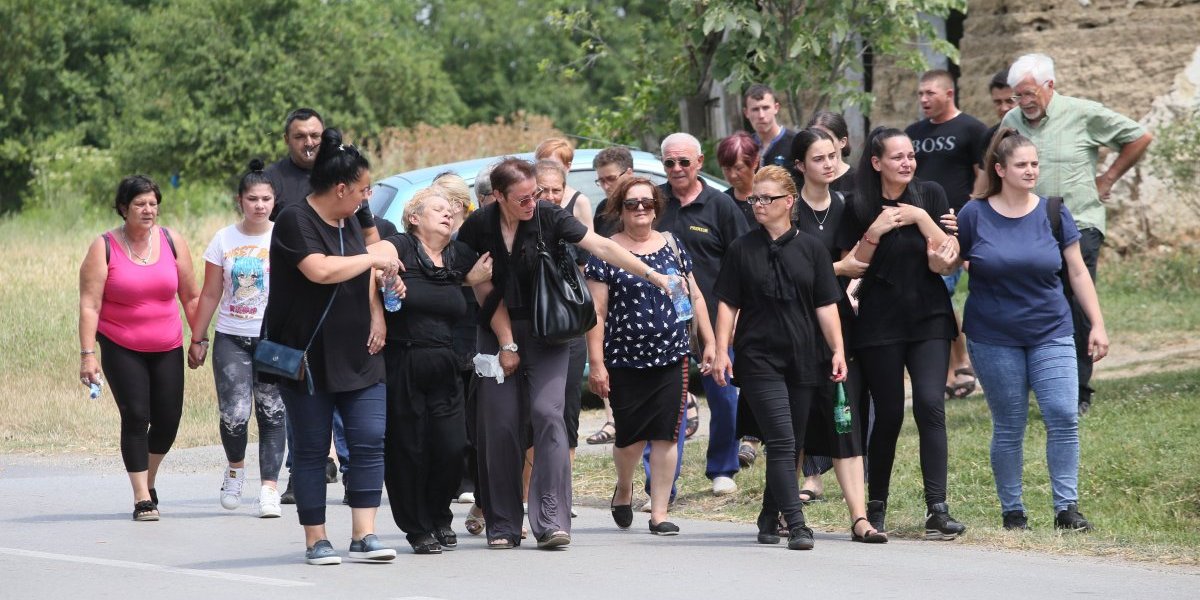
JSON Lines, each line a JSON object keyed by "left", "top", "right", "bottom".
{"left": 586, "top": 422, "right": 616, "bottom": 445}
{"left": 133, "top": 500, "right": 159, "bottom": 522}
{"left": 946, "top": 367, "right": 977, "bottom": 399}
{"left": 487, "top": 537, "right": 515, "bottom": 550}
{"left": 684, "top": 395, "right": 700, "bottom": 440}
{"left": 851, "top": 516, "right": 888, "bottom": 544}
{"left": 464, "top": 508, "right": 485, "bottom": 536}
{"left": 798, "top": 489, "right": 824, "bottom": 504}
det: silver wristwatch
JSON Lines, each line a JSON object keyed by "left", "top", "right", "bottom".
{"left": 500, "top": 343, "right": 519, "bottom": 353}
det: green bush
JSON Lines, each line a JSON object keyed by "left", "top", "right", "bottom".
{"left": 27, "top": 142, "right": 120, "bottom": 216}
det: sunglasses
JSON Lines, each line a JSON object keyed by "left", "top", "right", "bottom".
{"left": 746, "top": 194, "right": 789, "bottom": 206}
{"left": 622, "top": 198, "right": 655, "bottom": 211}
{"left": 662, "top": 158, "right": 693, "bottom": 169}
{"left": 510, "top": 187, "right": 545, "bottom": 206}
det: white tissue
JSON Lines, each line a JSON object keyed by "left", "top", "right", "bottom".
{"left": 473, "top": 353, "right": 505, "bottom": 383}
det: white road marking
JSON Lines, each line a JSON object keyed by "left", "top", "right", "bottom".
{"left": 0, "top": 547, "right": 312, "bottom": 587}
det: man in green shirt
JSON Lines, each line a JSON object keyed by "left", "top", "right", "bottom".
{"left": 1000, "top": 53, "right": 1153, "bottom": 414}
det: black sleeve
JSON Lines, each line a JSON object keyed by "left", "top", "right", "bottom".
{"left": 355, "top": 200, "right": 376, "bottom": 231}
{"left": 451, "top": 240, "right": 479, "bottom": 273}
{"left": 383, "top": 232, "right": 413, "bottom": 264}
{"left": 456, "top": 209, "right": 485, "bottom": 253}
{"left": 834, "top": 200, "right": 866, "bottom": 252}
{"left": 374, "top": 217, "right": 398, "bottom": 239}
{"left": 547, "top": 203, "right": 588, "bottom": 244}
{"left": 713, "top": 237, "right": 747, "bottom": 309}
{"left": 969, "top": 118, "right": 991, "bottom": 169}
{"left": 807, "top": 237, "right": 842, "bottom": 307}
{"left": 719, "top": 195, "right": 751, "bottom": 246}
{"left": 273, "top": 207, "right": 325, "bottom": 264}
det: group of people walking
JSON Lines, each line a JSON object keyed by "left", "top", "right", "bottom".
{"left": 77, "top": 51, "right": 1140, "bottom": 564}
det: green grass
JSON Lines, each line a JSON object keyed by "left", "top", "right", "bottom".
{"left": 573, "top": 368, "right": 1200, "bottom": 564}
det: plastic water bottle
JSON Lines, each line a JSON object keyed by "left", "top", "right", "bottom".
{"left": 381, "top": 275, "right": 402, "bottom": 312}
{"left": 87, "top": 379, "right": 103, "bottom": 400}
{"left": 834, "top": 382, "right": 852, "bottom": 434}
{"left": 663, "top": 266, "right": 693, "bottom": 323}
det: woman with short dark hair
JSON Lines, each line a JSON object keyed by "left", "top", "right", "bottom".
{"left": 261, "top": 128, "right": 401, "bottom": 565}
{"left": 456, "top": 158, "right": 681, "bottom": 549}
{"left": 717, "top": 131, "right": 761, "bottom": 225}
{"left": 77, "top": 175, "right": 201, "bottom": 521}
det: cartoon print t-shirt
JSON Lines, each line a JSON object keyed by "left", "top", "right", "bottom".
{"left": 203, "top": 223, "right": 273, "bottom": 337}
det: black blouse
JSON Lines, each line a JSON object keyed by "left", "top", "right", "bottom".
{"left": 381, "top": 232, "right": 477, "bottom": 348}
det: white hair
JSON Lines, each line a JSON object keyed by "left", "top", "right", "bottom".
{"left": 1008, "top": 53, "right": 1056, "bottom": 88}
{"left": 660, "top": 132, "right": 702, "bottom": 157}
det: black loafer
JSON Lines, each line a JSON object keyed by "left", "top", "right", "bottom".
{"left": 649, "top": 520, "right": 680, "bottom": 536}
{"left": 787, "top": 525, "right": 815, "bottom": 550}
{"left": 756, "top": 510, "right": 780, "bottom": 544}
{"left": 611, "top": 487, "right": 634, "bottom": 529}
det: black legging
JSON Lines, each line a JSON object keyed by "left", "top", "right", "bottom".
{"left": 739, "top": 373, "right": 817, "bottom": 530}
{"left": 97, "top": 334, "right": 184, "bottom": 472}
{"left": 857, "top": 338, "right": 950, "bottom": 506}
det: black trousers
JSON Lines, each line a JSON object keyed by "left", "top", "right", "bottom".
{"left": 383, "top": 345, "right": 466, "bottom": 543}
{"left": 97, "top": 334, "right": 184, "bottom": 473}
{"left": 1067, "top": 227, "right": 1102, "bottom": 406}
{"left": 858, "top": 338, "right": 950, "bottom": 506}
{"left": 739, "top": 372, "right": 817, "bottom": 530}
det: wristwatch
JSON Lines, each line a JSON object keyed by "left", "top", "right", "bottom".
{"left": 500, "top": 343, "right": 519, "bottom": 353}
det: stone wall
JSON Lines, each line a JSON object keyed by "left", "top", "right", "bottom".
{"left": 870, "top": 0, "right": 1200, "bottom": 251}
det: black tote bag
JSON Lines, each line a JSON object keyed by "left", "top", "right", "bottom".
{"left": 530, "top": 209, "right": 596, "bottom": 343}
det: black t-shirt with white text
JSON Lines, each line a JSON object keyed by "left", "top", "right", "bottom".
{"left": 905, "top": 113, "right": 989, "bottom": 212}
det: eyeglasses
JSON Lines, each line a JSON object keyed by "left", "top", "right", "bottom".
{"left": 662, "top": 158, "right": 693, "bottom": 169}
{"left": 622, "top": 198, "right": 655, "bottom": 211}
{"left": 360, "top": 185, "right": 374, "bottom": 198}
{"left": 746, "top": 194, "right": 788, "bottom": 206}
{"left": 511, "top": 188, "right": 544, "bottom": 205}
{"left": 1010, "top": 82, "right": 1047, "bottom": 103}
{"left": 595, "top": 172, "right": 627, "bottom": 186}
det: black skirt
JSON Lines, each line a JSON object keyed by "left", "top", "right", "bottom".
{"left": 802, "top": 358, "right": 864, "bottom": 459}
{"left": 608, "top": 360, "right": 687, "bottom": 448}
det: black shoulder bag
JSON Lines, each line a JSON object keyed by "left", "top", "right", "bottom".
{"left": 531, "top": 207, "right": 596, "bottom": 343}
{"left": 253, "top": 223, "right": 343, "bottom": 394}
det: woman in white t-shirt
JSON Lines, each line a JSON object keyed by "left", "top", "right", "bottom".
{"left": 189, "top": 159, "right": 285, "bottom": 518}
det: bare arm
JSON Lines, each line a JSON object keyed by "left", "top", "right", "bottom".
{"left": 297, "top": 252, "right": 394, "bottom": 285}
{"left": 578, "top": 231, "right": 672, "bottom": 293}
{"left": 168, "top": 229, "right": 202, "bottom": 335}
{"left": 1096, "top": 132, "right": 1153, "bottom": 199}
{"left": 187, "top": 260, "right": 223, "bottom": 368}
{"left": 1063, "top": 243, "right": 1108, "bottom": 361}
{"left": 572, "top": 191, "right": 595, "bottom": 235}
{"left": 585, "top": 279, "right": 610, "bottom": 398}
{"left": 78, "top": 236, "right": 107, "bottom": 385}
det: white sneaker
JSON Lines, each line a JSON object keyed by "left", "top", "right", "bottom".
{"left": 258, "top": 486, "right": 282, "bottom": 518}
{"left": 570, "top": 506, "right": 579, "bottom": 518}
{"left": 456, "top": 492, "right": 475, "bottom": 504}
{"left": 712, "top": 476, "right": 738, "bottom": 496}
{"left": 220, "top": 467, "right": 245, "bottom": 510}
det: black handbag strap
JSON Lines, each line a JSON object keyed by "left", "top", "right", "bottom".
{"left": 263, "top": 221, "right": 343, "bottom": 350}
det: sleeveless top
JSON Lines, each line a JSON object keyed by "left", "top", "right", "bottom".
{"left": 98, "top": 228, "right": 183, "bottom": 352}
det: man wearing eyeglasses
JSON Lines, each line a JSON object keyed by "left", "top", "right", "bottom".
{"left": 1000, "top": 53, "right": 1153, "bottom": 415}
{"left": 656, "top": 132, "right": 751, "bottom": 497}
{"left": 590, "top": 147, "right": 635, "bottom": 238}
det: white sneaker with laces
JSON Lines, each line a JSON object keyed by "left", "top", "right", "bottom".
{"left": 258, "top": 485, "right": 282, "bottom": 518}
{"left": 220, "top": 467, "right": 245, "bottom": 510}
{"left": 711, "top": 475, "right": 738, "bottom": 496}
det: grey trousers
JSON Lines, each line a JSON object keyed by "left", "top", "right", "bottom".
{"left": 476, "top": 320, "right": 572, "bottom": 544}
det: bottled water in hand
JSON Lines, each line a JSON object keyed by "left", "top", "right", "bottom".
{"left": 663, "top": 267, "right": 694, "bottom": 323}
{"left": 382, "top": 275, "right": 402, "bottom": 312}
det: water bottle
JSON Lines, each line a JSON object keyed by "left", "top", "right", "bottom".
{"left": 663, "top": 266, "right": 693, "bottom": 323}
{"left": 87, "top": 379, "right": 103, "bottom": 400}
{"left": 381, "top": 275, "right": 402, "bottom": 312}
{"left": 834, "top": 381, "right": 852, "bottom": 434}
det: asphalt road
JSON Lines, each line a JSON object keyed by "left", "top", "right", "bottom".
{"left": 1, "top": 446, "right": 1196, "bottom": 600}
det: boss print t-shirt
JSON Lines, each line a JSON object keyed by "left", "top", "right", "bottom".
{"left": 905, "top": 112, "right": 989, "bottom": 213}
{"left": 203, "top": 224, "right": 272, "bottom": 337}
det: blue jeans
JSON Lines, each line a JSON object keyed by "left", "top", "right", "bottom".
{"left": 285, "top": 407, "right": 349, "bottom": 474}
{"left": 967, "top": 336, "right": 1080, "bottom": 513}
{"left": 280, "top": 383, "right": 386, "bottom": 526}
{"left": 703, "top": 350, "right": 741, "bottom": 480}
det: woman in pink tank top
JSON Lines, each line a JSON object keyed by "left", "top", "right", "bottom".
{"left": 77, "top": 175, "right": 201, "bottom": 522}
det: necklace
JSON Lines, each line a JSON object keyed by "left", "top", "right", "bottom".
{"left": 122, "top": 226, "right": 153, "bottom": 264}
{"left": 803, "top": 192, "right": 832, "bottom": 230}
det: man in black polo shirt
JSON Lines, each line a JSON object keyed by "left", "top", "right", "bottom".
{"left": 655, "top": 132, "right": 751, "bottom": 498}
{"left": 744, "top": 84, "right": 796, "bottom": 174}
{"left": 904, "top": 70, "right": 989, "bottom": 401}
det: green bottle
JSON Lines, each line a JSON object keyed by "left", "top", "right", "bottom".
{"left": 834, "top": 382, "right": 852, "bottom": 434}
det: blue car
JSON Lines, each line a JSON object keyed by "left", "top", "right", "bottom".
{"left": 368, "top": 148, "right": 728, "bottom": 222}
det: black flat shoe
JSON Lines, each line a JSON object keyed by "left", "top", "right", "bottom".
{"left": 649, "top": 520, "right": 680, "bottom": 536}
{"left": 611, "top": 487, "right": 633, "bottom": 530}
{"left": 410, "top": 534, "right": 442, "bottom": 555}
{"left": 756, "top": 510, "right": 780, "bottom": 544}
{"left": 787, "top": 524, "right": 815, "bottom": 550}
{"left": 434, "top": 526, "right": 458, "bottom": 550}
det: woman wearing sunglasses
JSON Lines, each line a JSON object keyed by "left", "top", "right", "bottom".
{"left": 584, "top": 176, "right": 715, "bottom": 535}
{"left": 366, "top": 188, "right": 492, "bottom": 554}
{"left": 711, "top": 165, "right": 847, "bottom": 550}
{"left": 835, "top": 127, "right": 963, "bottom": 540}
{"left": 456, "top": 158, "right": 680, "bottom": 549}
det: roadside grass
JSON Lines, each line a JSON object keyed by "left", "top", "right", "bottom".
{"left": 573, "top": 367, "right": 1200, "bottom": 564}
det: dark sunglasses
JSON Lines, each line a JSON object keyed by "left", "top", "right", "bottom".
{"left": 662, "top": 158, "right": 693, "bottom": 169}
{"left": 746, "top": 194, "right": 789, "bottom": 206}
{"left": 622, "top": 198, "right": 655, "bottom": 211}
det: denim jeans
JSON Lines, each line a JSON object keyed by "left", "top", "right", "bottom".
{"left": 280, "top": 383, "right": 386, "bottom": 526}
{"left": 701, "top": 349, "right": 741, "bottom": 480}
{"left": 968, "top": 336, "right": 1080, "bottom": 513}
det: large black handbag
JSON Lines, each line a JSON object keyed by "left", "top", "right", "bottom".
{"left": 531, "top": 208, "right": 596, "bottom": 343}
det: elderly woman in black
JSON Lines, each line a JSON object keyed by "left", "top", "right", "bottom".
{"left": 368, "top": 189, "right": 491, "bottom": 554}
{"left": 711, "top": 166, "right": 847, "bottom": 550}
{"left": 456, "top": 158, "right": 680, "bottom": 549}
{"left": 261, "top": 129, "right": 401, "bottom": 565}
{"left": 836, "top": 127, "right": 963, "bottom": 539}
